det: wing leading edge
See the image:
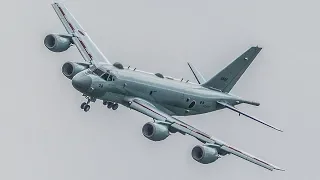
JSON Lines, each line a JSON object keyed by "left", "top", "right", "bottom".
{"left": 124, "top": 97, "right": 284, "bottom": 171}
{"left": 51, "top": 2, "right": 111, "bottom": 65}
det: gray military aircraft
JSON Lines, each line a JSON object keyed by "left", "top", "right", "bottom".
{"left": 44, "top": 2, "right": 284, "bottom": 171}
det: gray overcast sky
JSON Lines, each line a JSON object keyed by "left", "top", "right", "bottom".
{"left": 0, "top": 0, "right": 318, "bottom": 179}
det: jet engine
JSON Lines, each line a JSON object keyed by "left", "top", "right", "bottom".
{"left": 142, "top": 122, "right": 170, "bottom": 141}
{"left": 191, "top": 145, "right": 219, "bottom": 164}
{"left": 62, "top": 62, "right": 90, "bottom": 79}
{"left": 44, "top": 34, "right": 72, "bottom": 52}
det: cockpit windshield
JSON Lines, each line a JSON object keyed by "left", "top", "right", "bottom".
{"left": 92, "top": 68, "right": 104, "bottom": 76}
{"left": 101, "top": 73, "right": 115, "bottom": 81}
{"left": 91, "top": 67, "right": 115, "bottom": 81}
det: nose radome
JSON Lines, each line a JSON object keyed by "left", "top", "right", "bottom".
{"left": 72, "top": 74, "right": 92, "bottom": 93}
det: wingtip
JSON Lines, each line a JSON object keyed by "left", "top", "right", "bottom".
{"left": 51, "top": 1, "right": 60, "bottom": 5}
{"left": 260, "top": 121, "right": 283, "bottom": 133}
{"left": 277, "top": 127, "right": 284, "bottom": 132}
{"left": 264, "top": 121, "right": 283, "bottom": 132}
{"left": 274, "top": 167, "right": 285, "bottom": 171}
{"left": 52, "top": 0, "right": 67, "bottom": 4}
{"left": 274, "top": 127, "right": 284, "bottom": 132}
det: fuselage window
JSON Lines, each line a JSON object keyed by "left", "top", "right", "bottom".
{"left": 188, "top": 101, "right": 196, "bottom": 108}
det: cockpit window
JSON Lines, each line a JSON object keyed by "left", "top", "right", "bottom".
{"left": 90, "top": 66, "right": 115, "bottom": 81}
{"left": 93, "top": 68, "right": 104, "bottom": 76}
{"left": 107, "top": 75, "right": 113, "bottom": 81}
{"left": 101, "top": 73, "right": 115, "bottom": 81}
{"left": 101, "top": 73, "right": 110, "bottom": 81}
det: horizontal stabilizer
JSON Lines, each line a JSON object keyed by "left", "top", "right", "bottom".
{"left": 187, "top": 62, "right": 206, "bottom": 84}
{"left": 217, "top": 101, "right": 283, "bottom": 132}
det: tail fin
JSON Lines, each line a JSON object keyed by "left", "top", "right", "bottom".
{"left": 201, "top": 46, "right": 262, "bottom": 93}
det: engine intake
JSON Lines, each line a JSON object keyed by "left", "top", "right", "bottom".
{"left": 191, "top": 145, "right": 219, "bottom": 164}
{"left": 62, "top": 62, "right": 90, "bottom": 79}
{"left": 44, "top": 34, "right": 72, "bottom": 52}
{"left": 142, "top": 122, "right": 169, "bottom": 141}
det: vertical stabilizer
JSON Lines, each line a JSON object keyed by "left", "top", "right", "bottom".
{"left": 201, "top": 46, "right": 262, "bottom": 92}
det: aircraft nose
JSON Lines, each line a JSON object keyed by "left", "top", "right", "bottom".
{"left": 72, "top": 74, "right": 92, "bottom": 93}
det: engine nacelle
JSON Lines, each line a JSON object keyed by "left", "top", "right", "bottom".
{"left": 62, "top": 62, "right": 90, "bottom": 79}
{"left": 142, "top": 122, "right": 169, "bottom": 141}
{"left": 44, "top": 34, "right": 72, "bottom": 52}
{"left": 191, "top": 145, "right": 219, "bottom": 164}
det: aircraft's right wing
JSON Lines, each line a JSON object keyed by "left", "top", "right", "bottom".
{"left": 51, "top": 2, "right": 111, "bottom": 65}
{"left": 124, "top": 97, "right": 284, "bottom": 171}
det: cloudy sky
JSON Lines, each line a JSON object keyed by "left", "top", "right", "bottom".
{"left": 0, "top": 0, "right": 319, "bottom": 179}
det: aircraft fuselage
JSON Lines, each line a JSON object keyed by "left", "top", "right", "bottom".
{"left": 72, "top": 65, "right": 241, "bottom": 116}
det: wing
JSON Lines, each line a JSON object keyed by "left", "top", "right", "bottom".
{"left": 51, "top": 2, "right": 111, "bottom": 65}
{"left": 123, "top": 97, "right": 284, "bottom": 171}
{"left": 217, "top": 101, "right": 283, "bottom": 132}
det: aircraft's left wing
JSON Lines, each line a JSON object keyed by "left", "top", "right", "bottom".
{"left": 51, "top": 2, "right": 111, "bottom": 65}
{"left": 123, "top": 97, "right": 284, "bottom": 171}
